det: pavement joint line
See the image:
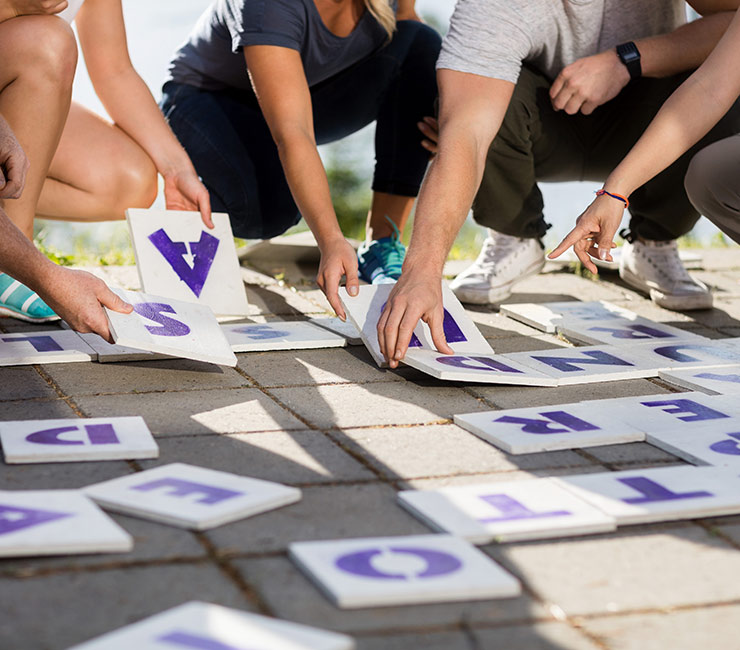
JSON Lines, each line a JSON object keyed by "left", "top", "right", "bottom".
{"left": 569, "top": 596, "right": 740, "bottom": 622}
{"left": 33, "top": 365, "right": 87, "bottom": 418}
{"left": 0, "top": 555, "right": 210, "bottom": 580}
{"left": 693, "top": 520, "right": 740, "bottom": 552}
{"left": 193, "top": 531, "right": 274, "bottom": 616}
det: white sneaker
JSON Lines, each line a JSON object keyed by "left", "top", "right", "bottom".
{"left": 449, "top": 230, "right": 545, "bottom": 304}
{"left": 619, "top": 238, "right": 712, "bottom": 311}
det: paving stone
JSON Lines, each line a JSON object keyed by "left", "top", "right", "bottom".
{"left": 0, "top": 318, "right": 65, "bottom": 334}
{"left": 483, "top": 335, "right": 568, "bottom": 355}
{"left": 703, "top": 514, "right": 740, "bottom": 546}
{"left": 0, "top": 564, "right": 252, "bottom": 650}
{"left": 685, "top": 300, "right": 740, "bottom": 329}
{"left": 509, "top": 273, "right": 629, "bottom": 302}
{"left": 331, "top": 424, "right": 595, "bottom": 480}
{"left": 466, "top": 310, "right": 546, "bottom": 338}
{"left": 688, "top": 270, "right": 740, "bottom": 298}
{"left": 403, "top": 466, "right": 606, "bottom": 490}
{"left": 245, "top": 283, "right": 327, "bottom": 316}
{"left": 691, "top": 247, "right": 740, "bottom": 271}
{"left": 472, "top": 622, "right": 600, "bottom": 649}
{"left": 268, "top": 383, "right": 487, "bottom": 429}
{"left": 581, "top": 604, "right": 740, "bottom": 650}
{"left": 467, "top": 378, "right": 674, "bottom": 410}
{"left": 238, "top": 347, "right": 404, "bottom": 388}
{"left": 578, "top": 442, "right": 682, "bottom": 467}
{"left": 138, "top": 431, "right": 375, "bottom": 485}
{"left": 0, "top": 512, "right": 205, "bottom": 575}
{"left": 0, "top": 398, "right": 76, "bottom": 421}
{"left": 43, "top": 358, "right": 249, "bottom": 396}
{"left": 355, "top": 631, "right": 473, "bottom": 650}
{"left": 606, "top": 300, "right": 696, "bottom": 324}
{"left": 233, "top": 556, "right": 547, "bottom": 633}
{"left": 206, "top": 483, "right": 425, "bottom": 555}
{"left": 74, "top": 389, "right": 306, "bottom": 436}
{"left": 0, "top": 367, "right": 57, "bottom": 401}
{"left": 485, "top": 524, "right": 740, "bottom": 616}
{"left": 0, "top": 459, "right": 132, "bottom": 490}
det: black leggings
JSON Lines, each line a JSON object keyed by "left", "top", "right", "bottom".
{"left": 161, "top": 21, "right": 441, "bottom": 240}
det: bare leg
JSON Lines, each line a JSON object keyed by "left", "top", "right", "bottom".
{"left": 365, "top": 192, "right": 415, "bottom": 241}
{"left": 38, "top": 102, "right": 158, "bottom": 221}
{"left": 0, "top": 15, "right": 77, "bottom": 238}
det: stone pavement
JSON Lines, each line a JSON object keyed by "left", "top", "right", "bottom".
{"left": 2, "top": 248, "right": 740, "bottom": 650}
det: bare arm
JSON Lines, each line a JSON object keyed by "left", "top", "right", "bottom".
{"left": 244, "top": 45, "right": 359, "bottom": 319}
{"left": 550, "top": 9, "right": 736, "bottom": 116}
{"left": 76, "top": 0, "right": 212, "bottom": 226}
{"left": 550, "top": 8, "right": 740, "bottom": 272}
{"left": 377, "top": 69, "right": 514, "bottom": 367}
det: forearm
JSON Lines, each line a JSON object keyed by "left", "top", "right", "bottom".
{"left": 275, "top": 132, "right": 343, "bottom": 249}
{"left": 637, "top": 11, "right": 733, "bottom": 77}
{"left": 0, "top": 209, "right": 56, "bottom": 287}
{"left": 93, "top": 70, "right": 194, "bottom": 177}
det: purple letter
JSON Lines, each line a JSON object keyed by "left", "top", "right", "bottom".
{"left": 478, "top": 494, "right": 570, "bottom": 523}
{"left": 131, "top": 478, "right": 242, "bottom": 504}
{"left": 653, "top": 344, "right": 740, "bottom": 363}
{"left": 157, "top": 631, "right": 249, "bottom": 650}
{"left": 0, "top": 504, "right": 71, "bottom": 535}
{"left": 495, "top": 410, "right": 599, "bottom": 434}
{"left": 436, "top": 356, "right": 524, "bottom": 373}
{"left": 133, "top": 302, "right": 191, "bottom": 337}
{"left": 618, "top": 477, "right": 712, "bottom": 504}
{"left": 335, "top": 546, "right": 462, "bottom": 580}
{"left": 1, "top": 335, "right": 63, "bottom": 352}
{"left": 26, "top": 423, "right": 119, "bottom": 446}
{"left": 710, "top": 432, "right": 740, "bottom": 456}
{"left": 530, "top": 350, "right": 634, "bottom": 372}
{"left": 640, "top": 398, "right": 729, "bottom": 422}
{"left": 589, "top": 324, "right": 673, "bottom": 340}
{"left": 233, "top": 325, "right": 289, "bottom": 340}
{"left": 148, "top": 229, "right": 219, "bottom": 298}
{"left": 695, "top": 372, "right": 740, "bottom": 385}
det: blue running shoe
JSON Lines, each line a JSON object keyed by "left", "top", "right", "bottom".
{"left": 0, "top": 273, "right": 59, "bottom": 322}
{"left": 357, "top": 219, "right": 406, "bottom": 284}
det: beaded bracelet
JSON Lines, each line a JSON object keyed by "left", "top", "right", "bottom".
{"left": 595, "top": 189, "right": 630, "bottom": 208}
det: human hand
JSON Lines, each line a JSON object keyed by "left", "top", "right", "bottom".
{"left": 316, "top": 237, "right": 359, "bottom": 321}
{"left": 418, "top": 116, "right": 438, "bottom": 156}
{"left": 0, "top": 115, "right": 28, "bottom": 199}
{"left": 376, "top": 270, "right": 453, "bottom": 368}
{"left": 0, "top": 0, "right": 67, "bottom": 20}
{"left": 550, "top": 50, "right": 630, "bottom": 115}
{"left": 163, "top": 168, "right": 214, "bottom": 229}
{"left": 547, "top": 193, "right": 625, "bottom": 274}
{"left": 39, "top": 266, "right": 133, "bottom": 343}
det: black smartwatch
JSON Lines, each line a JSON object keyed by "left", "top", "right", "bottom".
{"left": 616, "top": 42, "right": 642, "bottom": 80}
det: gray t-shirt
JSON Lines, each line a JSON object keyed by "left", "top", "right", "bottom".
{"left": 168, "top": 0, "right": 391, "bottom": 91}
{"left": 437, "top": 0, "right": 686, "bottom": 83}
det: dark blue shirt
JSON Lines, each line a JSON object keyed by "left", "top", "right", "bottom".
{"left": 167, "top": 0, "right": 393, "bottom": 91}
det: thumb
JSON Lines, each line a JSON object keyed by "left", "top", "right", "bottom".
{"left": 99, "top": 287, "right": 133, "bottom": 314}
{"left": 344, "top": 260, "right": 360, "bottom": 298}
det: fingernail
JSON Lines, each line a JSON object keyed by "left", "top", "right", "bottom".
{"left": 348, "top": 286, "right": 358, "bottom": 297}
{"left": 599, "top": 249, "right": 607, "bottom": 260}
{"left": 394, "top": 349, "right": 402, "bottom": 360}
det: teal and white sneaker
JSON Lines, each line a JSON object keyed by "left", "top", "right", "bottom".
{"left": 0, "top": 273, "right": 59, "bottom": 322}
{"left": 357, "top": 220, "right": 406, "bottom": 284}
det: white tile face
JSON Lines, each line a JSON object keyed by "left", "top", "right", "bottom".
{"left": 0, "top": 416, "right": 158, "bottom": 464}
{"left": 454, "top": 403, "right": 644, "bottom": 454}
{"left": 584, "top": 392, "right": 740, "bottom": 434}
{"left": 555, "top": 466, "right": 740, "bottom": 525}
{"left": 398, "top": 479, "right": 615, "bottom": 544}
{"left": 499, "top": 301, "right": 635, "bottom": 333}
{"left": 68, "top": 601, "right": 355, "bottom": 650}
{"left": 84, "top": 463, "right": 301, "bottom": 530}
{"left": 127, "top": 209, "right": 249, "bottom": 316}
{"left": 659, "top": 366, "right": 740, "bottom": 395}
{"left": 309, "top": 317, "right": 363, "bottom": 345}
{"left": 105, "top": 289, "right": 237, "bottom": 367}
{"left": 0, "top": 490, "right": 132, "bottom": 557}
{"left": 647, "top": 423, "right": 740, "bottom": 468}
{"left": 222, "top": 321, "right": 347, "bottom": 352}
{"left": 557, "top": 317, "right": 706, "bottom": 346}
{"left": 289, "top": 534, "right": 521, "bottom": 608}
{"left": 0, "top": 330, "right": 96, "bottom": 366}
{"left": 628, "top": 339, "right": 740, "bottom": 371}
{"left": 502, "top": 345, "right": 659, "bottom": 385}
{"left": 339, "top": 284, "right": 492, "bottom": 367}
{"left": 401, "top": 349, "right": 557, "bottom": 386}
{"left": 76, "top": 332, "right": 170, "bottom": 363}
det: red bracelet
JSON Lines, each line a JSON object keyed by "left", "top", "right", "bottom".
{"left": 595, "top": 189, "right": 630, "bottom": 208}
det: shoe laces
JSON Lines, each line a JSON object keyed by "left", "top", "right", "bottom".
{"left": 372, "top": 216, "right": 405, "bottom": 273}
{"left": 638, "top": 240, "right": 694, "bottom": 282}
{"left": 477, "top": 231, "right": 525, "bottom": 269}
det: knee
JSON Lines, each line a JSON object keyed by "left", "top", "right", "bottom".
{"left": 9, "top": 16, "right": 77, "bottom": 88}
{"left": 685, "top": 143, "right": 739, "bottom": 218}
{"left": 114, "top": 156, "right": 159, "bottom": 213}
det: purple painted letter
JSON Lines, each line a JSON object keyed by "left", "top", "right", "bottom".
{"left": 335, "top": 546, "right": 462, "bottom": 580}
{"left": 478, "top": 494, "right": 570, "bottom": 523}
{"left": 131, "top": 478, "right": 242, "bottom": 504}
{"left": 148, "top": 228, "right": 219, "bottom": 298}
{"left": 618, "top": 477, "right": 712, "bottom": 504}
{"left": 133, "top": 302, "right": 191, "bottom": 337}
